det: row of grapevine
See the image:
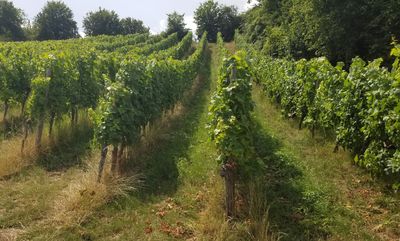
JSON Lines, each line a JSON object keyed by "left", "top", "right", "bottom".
{"left": 93, "top": 33, "right": 208, "bottom": 181}
{"left": 151, "top": 32, "right": 193, "bottom": 60}
{"left": 208, "top": 33, "right": 256, "bottom": 218}
{"left": 237, "top": 33, "right": 400, "bottom": 185}
{"left": 0, "top": 47, "right": 35, "bottom": 121}
{"left": 0, "top": 32, "right": 203, "bottom": 180}
{"left": 0, "top": 33, "right": 147, "bottom": 55}
{"left": 0, "top": 33, "right": 155, "bottom": 115}
{"left": 0, "top": 33, "right": 192, "bottom": 150}
{"left": 216, "top": 32, "right": 229, "bottom": 61}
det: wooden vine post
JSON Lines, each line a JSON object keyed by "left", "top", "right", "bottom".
{"left": 97, "top": 144, "right": 108, "bottom": 182}
{"left": 3, "top": 100, "right": 9, "bottom": 122}
{"left": 21, "top": 118, "right": 31, "bottom": 154}
{"left": 221, "top": 159, "right": 237, "bottom": 219}
{"left": 110, "top": 145, "right": 119, "bottom": 174}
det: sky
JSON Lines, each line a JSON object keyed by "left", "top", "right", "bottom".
{"left": 11, "top": 0, "right": 257, "bottom": 35}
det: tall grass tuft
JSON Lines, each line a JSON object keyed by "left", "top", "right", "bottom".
{"left": 0, "top": 114, "right": 92, "bottom": 178}
{"left": 0, "top": 131, "right": 44, "bottom": 178}
{"left": 197, "top": 177, "right": 280, "bottom": 241}
{"left": 50, "top": 158, "right": 140, "bottom": 228}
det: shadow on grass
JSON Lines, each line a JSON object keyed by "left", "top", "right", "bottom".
{"left": 37, "top": 120, "right": 93, "bottom": 172}
{"left": 252, "top": 121, "right": 331, "bottom": 241}
{"left": 123, "top": 48, "right": 212, "bottom": 198}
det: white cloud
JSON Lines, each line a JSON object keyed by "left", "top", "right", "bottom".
{"left": 243, "top": 0, "right": 258, "bottom": 11}
{"left": 159, "top": 19, "right": 167, "bottom": 32}
{"left": 184, "top": 15, "right": 197, "bottom": 33}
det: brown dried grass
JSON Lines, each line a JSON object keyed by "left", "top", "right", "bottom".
{"left": 49, "top": 156, "right": 140, "bottom": 228}
{"left": 0, "top": 133, "right": 48, "bottom": 178}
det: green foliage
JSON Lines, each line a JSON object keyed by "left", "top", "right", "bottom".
{"left": 94, "top": 33, "right": 149, "bottom": 52}
{"left": 195, "top": 0, "right": 219, "bottom": 42}
{"left": 27, "top": 52, "right": 78, "bottom": 120}
{"left": 34, "top": 1, "right": 78, "bottom": 40}
{"left": 216, "top": 32, "right": 229, "bottom": 59}
{"left": 152, "top": 32, "right": 193, "bottom": 60}
{"left": 91, "top": 78, "right": 139, "bottom": 145}
{"left": 135, "top": 32, "right": 179, "bottom": 56}
{"left": 0, "top": 29, "right": 201, "bottom": 152}
{"left": 241, "top": 39, "right": 400, "bottom": 183}
{"left": 83, "top": 8, "right": 122, "bottom": 36}
{"left": 165, "top": 11, "right": 188, "bottom": 40}
{"left": 218, "top": 5, "right": 241, "bottom": 43}
{"left": 241, "top": 0, "right": 400, "bottom": 63}
{"left": 22, "top": 20, "right": 36, "bottom": 41}
{"left": 27, "top": 75, "right": 50, "bottom": 119}
{"left": 0, "top": 53, "right": 15, "bottom": 105}
{"left": 91, "top": 33, "right": 208, "bottom": 148}
{"left": 83, "top": 9, "right": 150, "bottom": 37}
{"left": 70, "top": 50, "right": 102, "bottom": 110}
{"left": 6, "top": 47, "right": 35, "bottom": 108}
{"left": 120, "top": 17, "right": 149, "bottom": 35}
{"left": 0, "top": 47, "right": 35, "bottom": 118}
{"left": 194, "top": 0, "right": 240, "bottom": 42}
{"left": 209, "top": 35, "right": 258, "bottom": 177}
{"left": 0, "top": 0, "right": 25, "bottom": 41}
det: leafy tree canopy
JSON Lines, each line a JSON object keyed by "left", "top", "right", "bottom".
{"left": 165, "top": 11, "right": 188, "bottom": 40}
{"left": 241, "top": 0, "right": 400, "bottom": 63}
{"left": 120, "top": 17, "right": 149, "bottom": 35}
{"left": 194, "top": 0, "right": 240, "bottom": 42}
{"left": 83, "top": 8, "right": 122, "bottom": 36}
{"left": 34, "top": 1, "right": 78, "bottom": 40}
{"left": 0, "top": 0, "right": 25, "bottom": 41}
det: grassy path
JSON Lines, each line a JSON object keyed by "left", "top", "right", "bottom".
{"left": 252, "top": 85, "right": 400, "bottom": 241}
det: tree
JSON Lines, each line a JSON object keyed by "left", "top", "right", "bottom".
{"left": 0, "top": 0, "right": 25, "bottom": 41}
{"left": 120, "top": 17, "right": 149, "bottom": 35}
{"left": 22, "top": 20, "right": 37, "bottom": 41}
{"left": 194, "top": 0, "right": 240, "bottom": 42}
{"left": 218, "top": 6, "right": 241, "bottom": 42}
{"left": 83, "top": 8, "right": 122, "bottom": 36}
{"left": 241, "top": 0, "right": 400, "bottom": 63}
{"left": 33, "top": 1, "right": 78, "bottom": 40}
{"left": 165, "top": 11, "right": 188, "bottom": 40}
{"left": 194, "top": 0, "right": 220, "bottom": 42}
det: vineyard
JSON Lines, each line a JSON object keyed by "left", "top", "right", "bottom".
{"left": 0, "top": 32, "right": 213, "bottom": 239}
{"left": 0, "top": 32, "right": 206, "bottom": 176}
{"left": 236, "top": 33, "right": 400, "bottom": 188}
{"left": 0, "top": 17, "right": 400, "bottom": 241}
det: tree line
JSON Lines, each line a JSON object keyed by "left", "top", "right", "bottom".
{"left": 240, "top": 0, "right": 400, "bottom": 64}
{"left": 3, "top": 0, "right": 399, "bottom": 63}
{"left": 0, "top": 0, "right": 240, "bottom": 42}
{"left": 0, "top": 1, "right": 150, "bottom": 41}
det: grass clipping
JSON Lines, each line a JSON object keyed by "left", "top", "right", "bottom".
{"left": 50, "top": 159, "right": 139, "bottom": 228}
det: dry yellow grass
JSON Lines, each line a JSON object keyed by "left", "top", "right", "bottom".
{"left": 196, "top": 177, "right": 238, "bottom": 241}
{"left": 50, "top": 155, "right": 140, "bottom": 228}
{"left": 0, "top": 228, "right": 24, "bottom": 241}
{"left": 196, "top": 176, "right": 279, "bottom": 241}
{"left": 0, "top": 115, "right": 91, "bottom": 178}
{"left": 0, "top": 133, "right": 49, "bottom": 178}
